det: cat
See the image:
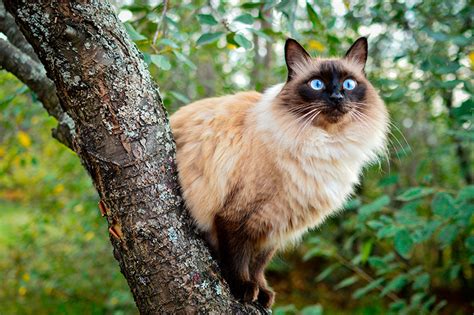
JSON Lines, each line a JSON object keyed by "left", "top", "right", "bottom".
{"left": 170, "top": 37, "right": 389, "bottom": 309}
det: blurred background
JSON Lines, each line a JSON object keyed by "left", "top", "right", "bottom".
{"left": 0, "top": 0, "right": 472, "bottom": 314}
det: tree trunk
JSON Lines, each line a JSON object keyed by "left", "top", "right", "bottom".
{"left": 2, "top": 1, "right": 266, "bottom": 314}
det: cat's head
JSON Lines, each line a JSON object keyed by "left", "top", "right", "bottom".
{"left": 277, "top": 37, "right": 387, "bottom": 131}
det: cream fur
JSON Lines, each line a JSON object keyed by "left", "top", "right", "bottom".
{"left": 171, "top": 79, "right": 388, "bottom": 250}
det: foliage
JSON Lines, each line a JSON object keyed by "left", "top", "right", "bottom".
{"left": 1, "top": 0, "right": 472, "bottom": 314}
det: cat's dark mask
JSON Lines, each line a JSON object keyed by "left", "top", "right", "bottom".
{"left": 280, "top": 37, "right": 370, "bottom": 124}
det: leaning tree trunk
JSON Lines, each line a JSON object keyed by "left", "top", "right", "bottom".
{"left": 1, "top": 1, "right": 266, "bottom": 314}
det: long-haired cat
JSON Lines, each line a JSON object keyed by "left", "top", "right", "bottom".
{"left": 170, "top": 37, "right": 389, "bottom": 309}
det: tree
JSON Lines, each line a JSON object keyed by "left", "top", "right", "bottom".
{"left": 0, "top": 1, "right": 267, "bottom": 313}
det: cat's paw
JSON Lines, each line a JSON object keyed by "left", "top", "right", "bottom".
{"left": 257, "top": 286, "right": 275, "bottom": 309}
{"left": 241, "top": 281, "right": 259, "bottom": 303}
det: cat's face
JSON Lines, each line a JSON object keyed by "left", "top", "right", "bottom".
{"left": 278, "top": 37, "right": 384, "bottom": 129}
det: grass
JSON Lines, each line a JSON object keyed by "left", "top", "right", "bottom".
{"left": 0, "top": 201, "right": 30, "bottom": 252}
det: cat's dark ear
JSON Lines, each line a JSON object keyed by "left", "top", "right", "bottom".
{"left": 285, "top": 38, "right": 311, "bottom": 81}
{"left": 344, "top": 37, "right": 368, "bottom": 69}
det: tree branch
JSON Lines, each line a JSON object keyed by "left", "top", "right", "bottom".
{"left": 0, "top": 1, "right": 39, "bottom": 61}
{"left": 3, "top": 1, "right": 266, "bottom": 313}
{"left": 0, "top": 37, "right": 74, "bottom": 148}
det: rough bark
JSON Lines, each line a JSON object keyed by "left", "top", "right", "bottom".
{"left": 2, "top": 1, "right": 267, "bottom": 314}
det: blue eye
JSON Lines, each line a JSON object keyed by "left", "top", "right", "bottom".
{"left": 310, "top": 79, "right": 324, "bottom": 90}
{"left": 343, "top": 79, "right": 357, "bottom": 90}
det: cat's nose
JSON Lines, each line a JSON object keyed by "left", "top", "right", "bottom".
{"left": 330, "top": 91, "right": 344, "bottom": 101}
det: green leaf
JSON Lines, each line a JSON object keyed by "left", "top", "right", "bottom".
{"left": 465, "top": 235, "right": 474, "bottom": 251}
{"left": 301, "top": 305, "right": 323, "bottom": 315}
{"left": 123, "top": 23, "right": 147, "bottom": 41}
{"left": 378, "top": 174, "right": 399, "bottom": 187}
{"left": 352, "top": 278, "right": 383, "bottom": 299}
{"left": 343, "top": 198, "right": 361, "bottom": 211}
{"left": 368, "top": 256, "right": 387, "bottom": 269}
{"left": 407, "top": 266, "right": 423, "bottom": 276}
{"left": 432, "top": 300, "right": 448, "bottom": 314}
{"left": 141, "top": 52, "right": 151, "bottom": 66}
{"left": 234, "top": 33, "right": 253, "bottom": 49}
{"left": 452, "top": 99, "right": 473, "bottom": 123}
{"left": 360, "top": 241, "right": 373, "bottom": 263}
{"left": 273, "top": 304, "right": 298, "bottom": 315}
{"left": 377, "top": 225, "right": 400, "bottom": 239}
{"left": 225, "top": 33, "right": 238, "bottom": 46}
{"left": 172, "top": 51, "right": 197, "bottom": 70}
{"left": 367, "top": 220, "right": 384, "bottom": 230}
{"left": 396, "top": 187, "right": 434, "bottom": 202}
{"left": 197, "top": 14, "right": 218, "bottom": 25}
{"left": 395, "top": 211, "right": 421, "bottom": 226}
{"left": 413, "top": 273, "right": 430, "bottom": 290}
{"left": 334, "top": 275, "right": 358, "bottom": 290}
{"left": 358, "top": 195, "right": 390, "bottom": 218}
{"left": 448, "top": 264, "right": 461, "bottom": 281}
{"left": 389, "top": 300, "right": 407, "bottom": 312}
{"left": 394, "top": 230, "right": 413, "bottom": 258}
{"left": 233, "top": 13, "right": 254, "bottom": 25}
{"left": 437, "top": 224, "right": 458, "bottom": 247}
{"left": 306, "top": 2, "right": 321, "bottom": 28}
{"left": 241, "top": 2, "right": 265, "bottom": 9}
{"left": 458, "top": 185, "right": 474, "bottom": 201}
{"left": 275, "top": 0, "right": 291, "bottom": 10}
{"left": 380, "top": 274, "right": 408, "bottom": 296}
{"left": 432, "top": 192, "right": 457, "bottom": 217}
{"left": 412, "top": 220, "right": 441, "bottom": 243}
{"left": 159, "top": 38, "right": 179, "bottom": 49}
{"left": 169, "top": 91, "right": 190, "bottom": 104}
{"left": 423, "top": 29, "right": 449, "bottom": 41}
{"left": 422, "top": 295, "right": 436, "bottom": 311}
{"left": 196, "top": 32, "right": 224, "bottom": 46}
{"left": 150, "top": 54, "right": 171, "bottom": 70}
{"left": 315, "top": 264, "right": 338, "bottom": 282}
{"left": 303, "top": 247, "right": 321, "bottom": 261}
{"left": 434, "top": 61, "right": 460, "bottom": 75}
{"left": 303, "top": 245, "right": 335, "bottom": 260}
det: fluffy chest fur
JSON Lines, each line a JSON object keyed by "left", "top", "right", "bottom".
{"left": 252, "top": 84, "right": 386, "bottom": 247}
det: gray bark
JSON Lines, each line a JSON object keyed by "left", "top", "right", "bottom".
{"left": 2, "top": 0, "right": 267, "bottom": 314}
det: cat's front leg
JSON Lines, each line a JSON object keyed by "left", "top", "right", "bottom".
{"left": 214, "top": 215, "right": 259, "bottom": 303}
{"left": 251, "top": 247, "right": 276, "bottom": 309}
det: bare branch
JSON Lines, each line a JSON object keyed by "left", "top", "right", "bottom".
{"left": 0, "top": 1, "right": 39, "bottom": 62}
{"left": 0, "top": 38, "right": 74, "bottom": 148}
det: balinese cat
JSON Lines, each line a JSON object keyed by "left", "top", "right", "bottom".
{"left": 170, "top": 37, "right": 389, "bottom": 308}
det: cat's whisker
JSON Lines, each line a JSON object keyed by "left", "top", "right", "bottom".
{"left": 293, "top": 108, "right": 321, "bottom": 141}
{"left": 296, "top": 110, "right": 321, "bottom": 142}
{"left": 388, "top": 121, "right": 410, "bottom": 151}
{"left": 349, "top": 110, "right": 371, "bottom": 129}
{"left": 387, "top": 129, "right": 408, "bottom": 157}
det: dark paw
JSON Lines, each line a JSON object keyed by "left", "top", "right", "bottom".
{"left": 242, "top": 281, "right": 259, "bottom": 303}
{"left": 257, "top": 287, "right": 275, "bottom": 309}
{"left": 233, "top": 281, "right": 259, "bottom": 303}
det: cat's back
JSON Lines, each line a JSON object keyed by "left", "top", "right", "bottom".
{"left": 170, "top": 91, "right": 261, "bottom": 140}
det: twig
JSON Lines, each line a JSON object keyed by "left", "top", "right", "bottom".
{"left": 334, "top": 252, "right": 401, "bottom": 303}
{"left": 152, "top": 0, "right": 168, "bottom": 45}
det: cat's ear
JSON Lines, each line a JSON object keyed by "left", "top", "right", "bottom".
{"left": 285, "top": 38, "right": 311, "bottom": 81}
{"left": 344, "top": 37, "right": 368, "bottom": 69}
